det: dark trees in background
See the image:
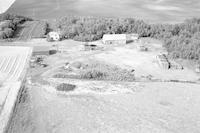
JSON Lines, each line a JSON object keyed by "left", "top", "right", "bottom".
{"left": 0, "top": 13, "right": 33, "bottom": 39}
{"left": 0, "top": 13, "right": 200, "bottom": 62}
{"left": 56, "top": 16, "right": 200, "bottom": 61}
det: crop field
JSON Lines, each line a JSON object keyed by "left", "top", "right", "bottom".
{"left": 0, "top": 46, "right": 32, "bottom": 133}
{"left": 15, "top": 21, "right": 47, "bottom": 41}
{"left": 0, "top": 46, "right": 32, "bottom": 82}
{"left": 6, "top": 0, "right": 200, "bottom": 23}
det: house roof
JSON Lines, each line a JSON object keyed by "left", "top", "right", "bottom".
{"left": 130, "top": 33, "right": 139, "bottom": 37}
{"left": 103, "top": 34, "right": 126, "bottom": 41}
{"left": 48, "top": 31, "right": 60, "bottom": 36}
{"left": 126, "top": 34, "right": 139, "bottom": 40}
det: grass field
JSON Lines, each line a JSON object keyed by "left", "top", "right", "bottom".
{"left": 5, "top": 0, "right": 200, "bottom": 23}
{"left": 14, "top": 21, "right": 47, "bottom": 40}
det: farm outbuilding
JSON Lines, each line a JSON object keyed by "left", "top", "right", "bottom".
{"left": 83, "top": 42, "right": 103, "bottom": 51}
{"left": 84, "top": 44, "right": 97, "bottom": 51}
{"left": 126, "top": 34, "right": 139, "bottom": 43}
{"left": 47, "top": 31, "right": 60, "bottom": 41}
{"left": 32, "top": 46, "right": 50, "bottom": 56}
{"left": 102, "top": 34, "right": 126, "bottom": 44}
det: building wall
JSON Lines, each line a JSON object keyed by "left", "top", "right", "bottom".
{"left": 104, "top": 40, "right": 126, "bottom": 45}
{"left": 32, "top": 51, "right": 49, "bottom": 56}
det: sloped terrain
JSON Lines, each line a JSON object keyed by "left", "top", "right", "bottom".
{"left": 0, "top": 46, "right": 32, "bottom": 81}
{"left": 5, "top": 39, "right": 200, "bottom": 133}
{"left": 0, "top": 46, "right": 32, "bottom": 133}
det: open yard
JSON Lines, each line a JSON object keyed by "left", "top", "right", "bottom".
{"left": 3, "top": 38, "right": 200, "bottom": 133}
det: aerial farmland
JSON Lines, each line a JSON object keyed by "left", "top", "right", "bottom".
{"left": 0, "top": 37, "right": 199, "bottom": 133}
{"left": 0, "top": 46, "right": 32, "bottom": 133}
{"left": 0, "top": 0, "right": 200, "bottom": 133}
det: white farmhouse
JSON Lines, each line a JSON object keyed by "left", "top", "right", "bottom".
{"left": 102, "top": 34, "right": 126, "bottom": 44}
{"left": 47, "top": 31, "right": 60, "bottom": 41}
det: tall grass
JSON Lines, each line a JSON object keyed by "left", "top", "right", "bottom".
{"left": 79, "top": 62, "right": 135, "bottom": 81}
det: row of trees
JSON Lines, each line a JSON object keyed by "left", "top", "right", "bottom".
{"left": 0, "top": 13, "right": 32, "bottom": 39}
{"left": 1, "top": 14, "right": 200, "bottom": 61}
{"left": 56, "top": 16, "right": 200, "bottom": 61}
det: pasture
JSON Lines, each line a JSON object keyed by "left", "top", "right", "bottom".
{"left": 5, "top": 0, "right": 200, "bottom": 23}
{"left": 14, "top": 21, "right": 47, "bottom": 40}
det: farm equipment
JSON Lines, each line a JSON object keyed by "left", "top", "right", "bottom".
{"left": 30, "top": 56, "right": 48, "bottom": 68}
{"left": 169, "top": 61, "right": 183, "bottom": 70}
{"left": 139, "top": 45, "right": 148, "bottom": 51}
{"left": 156, "top": 54, "right": 170, "bottom": 69}
{"left": 195, "top": 64, "right": 200, "bottom": 73}
{"left": 84, "top": 43, "right": 104, "bottom": 51}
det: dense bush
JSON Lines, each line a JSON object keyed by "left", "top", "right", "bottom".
{"left": 56, "top": 83, "right": 76, "bottom": 92}
{"left": 0, "top": 13, "right": 32, "bottom": 24}
{"left": 57, "top": 16, "right": 200, "bottom": 61}
{"left": 79, "top": 62, "right": 135, "bottom": 81}
{"left": 0, "top": 31, "right": 6, "bottom": 39}
{"left": 0, "top": 13, "right": 32, "bottom": 39}
{"left": 53, "top": 61, "right": 135, "bottom": 81}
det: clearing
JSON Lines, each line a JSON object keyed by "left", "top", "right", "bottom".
{"left": 5, "top": 38, "right": 200, "bottom": 133}
{"left": 14, "top": 21, "right": 47, "bottom": 41}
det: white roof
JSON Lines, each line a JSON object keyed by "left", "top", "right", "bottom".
{"left": 130, "top": 33, "right": 139, "bottom": 37}
{"left": 48, "top": 31, "right": 59, "bottom": 35}
{"left": 103, "top": 34, "right": 126, "bottom": 41}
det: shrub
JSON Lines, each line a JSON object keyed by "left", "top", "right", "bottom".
{"left": 56, "top": 83, "right": 76, "bottom": 92}
{"left": 79, "top": 62, "right": 135, "bottom": 81}
{"left": 80, "top": 69, "right": 107, "bottom": 79}
{"left": 3, "top": 28, "right": 14, "bottom": 38}
{"left": 0, "top": 31, "right": 6, "bottom": 39}
{"left": 0, "top": 13, "right": 33, "bottom": 39}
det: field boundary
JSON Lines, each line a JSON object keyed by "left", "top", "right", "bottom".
{"left": 0, "top": 82, "right": 22, "bottom": 133}
{"left": 0, "top": 47, "right": 32, "bottom": 133}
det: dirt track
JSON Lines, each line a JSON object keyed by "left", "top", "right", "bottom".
{"left": 7, "top": 81, "right": 200, "bottom": 133}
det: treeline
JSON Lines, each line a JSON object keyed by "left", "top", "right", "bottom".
{"left": 56, "top": 16, "right": 150, "bottom": 41}
{"left": 56, "top": 16, "right": 200, "bottom": 61}
{"left": 0, "top": 13, "right": 32, "bottom": 39}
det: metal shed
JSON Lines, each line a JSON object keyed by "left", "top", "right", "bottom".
{"left": 32, "top": 46, "right": 50, "bottom": 56}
